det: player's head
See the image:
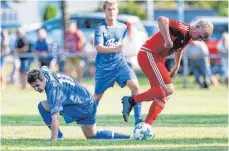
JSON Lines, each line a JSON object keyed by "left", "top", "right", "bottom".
{"left": 103, "top": 0, "right": 118, "bottom": 21}
{"left": 27, "top": 69, "right": 46, "bottom": 93}
{"left": 190, "top": 20, "right": 214, "bottom": 41}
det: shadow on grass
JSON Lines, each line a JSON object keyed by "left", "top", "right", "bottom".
{"left": 1, "top": 137, "right": 228, "bottom": 147}
{"left": 1, "top": 114, "right": 228, "bottom": 127}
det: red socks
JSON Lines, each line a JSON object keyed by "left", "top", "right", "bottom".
{"left": 144, "top": 97, "right": 167, "bottom": 125}
{"left": 134, "top": 87, "right": 166, "bottom": 103}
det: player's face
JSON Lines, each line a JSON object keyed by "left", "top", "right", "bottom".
{"left": 30, "top": 79, "right": 45, "bottom": 93}
{"left": 104, "top": 3, "right": 118, "bottom": 21}
{"left": 191, "top": 25, "right": 209, "bottom": 41}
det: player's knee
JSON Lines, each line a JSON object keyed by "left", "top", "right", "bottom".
{"left": 164, "top": 85, "right": 174, "bottom": 96}
{"left": 131, "top": 84, "right": 139, "bottom": 94}
{"left": 128, "top": 80, "right": 140, "bottom": 94}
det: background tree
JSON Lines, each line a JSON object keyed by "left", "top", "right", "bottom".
{"left": 96, "top": 1, "right": 146, "bottom": 20}
{"left": 60, "top": 1, "right": 69, "bottom": 50}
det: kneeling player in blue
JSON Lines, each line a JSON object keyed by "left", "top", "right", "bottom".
{"left": 27, "top": 66, "right": 130, "bottom": 141}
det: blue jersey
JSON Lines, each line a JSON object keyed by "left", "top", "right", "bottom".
{"left": 94, "top": 21, "right": 127, "bottom": 70}
{"left": 41, "top": 67, "right": 94, "bottom": 116}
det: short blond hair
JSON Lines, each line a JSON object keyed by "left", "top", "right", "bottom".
{"left": 103, "top": 0, "right": 118, "bottom": 10}
{"left": 196, "top": 20, "right": 214, "bottom": 38}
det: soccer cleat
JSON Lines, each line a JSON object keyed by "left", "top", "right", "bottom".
{"left": 122, "top": 96, "right": 133, "bottom": 122}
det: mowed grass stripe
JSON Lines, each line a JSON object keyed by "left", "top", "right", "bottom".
{"left": 1, "top": 114, "right": 227, "bottom": 127}
{"left": 1, "top": 144, "right": 228, "bottom": 151}
{"left": 2, "top": 126, "right": 227, "bottom": 142}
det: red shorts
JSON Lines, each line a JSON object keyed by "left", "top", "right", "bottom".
{"left": 138, "top": 49, "right": 172, "bottom": 87}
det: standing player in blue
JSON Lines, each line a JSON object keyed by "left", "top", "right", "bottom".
{"left": 94, "top": 0, "right": 142, "bottom": 125}
{"left": 27, "top": 66, "right": 130, "bottom": 141}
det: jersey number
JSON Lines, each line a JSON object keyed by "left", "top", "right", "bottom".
{"left": 56, "top": 74, "right": 76, "bottom": 86}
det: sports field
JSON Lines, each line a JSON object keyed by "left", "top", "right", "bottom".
{"left": 1, "top": 77, "right": 228, "bottom": 151}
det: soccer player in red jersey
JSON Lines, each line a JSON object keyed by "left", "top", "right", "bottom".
{"left": 122, "top": 16, "right": 214, "bottom": 124}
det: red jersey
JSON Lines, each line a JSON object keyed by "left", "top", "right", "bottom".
{"left": 142, "top": 19, "right": 192, "bottom": 57}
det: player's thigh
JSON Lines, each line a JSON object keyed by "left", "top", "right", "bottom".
{"left": 40, "top": 100, "right": 50, "bottom": 112}
{"left": 138, "top": 51, "right": 171, "bottom": 87}
{"left": 81, "top": 124, "right": 97, "bottom": 139}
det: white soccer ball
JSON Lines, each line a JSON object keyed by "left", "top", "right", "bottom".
{"left": 133, "top": 122, "right": 154, "bottom": 140}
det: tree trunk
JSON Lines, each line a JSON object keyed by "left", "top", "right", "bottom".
{"left": 60, "top": 1, "right": 68, "bottom": 49}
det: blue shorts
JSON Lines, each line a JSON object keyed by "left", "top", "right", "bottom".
{"left": 95, "top": 63, "right": 137, "bottom": 94}
{"left": 61, "top": 100, "right": 97, "bottom": 125}
{"left": 20, "top": 59, "right": 31, "bottom": 73}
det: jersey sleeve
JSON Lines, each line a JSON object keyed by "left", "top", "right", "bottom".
{"left": 169, "top": 19, "right": 189, "bottom": 37}
{"left": 46, "top": 84, "right": 65, "bottom": 115}
{"left": 94, "top": 25, "right": 104, "bottom": 46}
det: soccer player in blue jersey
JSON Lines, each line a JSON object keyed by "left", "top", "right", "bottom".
{"left": 27, "top": 66, "right": 130, "bottom": 141}
{"left": 93, "top": 0, "right": 142, "bottom": 124}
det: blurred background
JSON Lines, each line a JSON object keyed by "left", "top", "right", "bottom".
{"left": 1, "top": 0, "right": 228, "bottom": 89}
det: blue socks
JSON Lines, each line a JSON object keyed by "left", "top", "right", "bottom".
{"left": 38, "top": 102, "right": 63, "bottom": 138}
{"left": 90, "top": 130, "right": 130, "bottom": 139}
{"left": 132, "top": 95, "right": 142, "bottom": 124}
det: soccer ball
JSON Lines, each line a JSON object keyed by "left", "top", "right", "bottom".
{"left": 133, "top": 122, "right": 154, "bottom": 140}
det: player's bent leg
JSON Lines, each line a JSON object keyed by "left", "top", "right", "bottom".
{"left": 38, "top": 101, "right": 63, "bottom": 139}
{"left": 81, "top": 124, "right": 97, "bottom": 139}
{"left": 82, "top": 124, "right": 130, "bottom": 139}
{"left": 126, "top": 80, "right": 142, "bottom": 125}
{"left": 162, "top": 83, "right": 174, "bottom": 96}
{"left": 94, "top": 93, "right": 104, "bottom": 106}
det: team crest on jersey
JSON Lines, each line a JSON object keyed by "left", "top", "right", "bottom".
{"left": 179, "top": 23, "right": 189, "bottom": 31}
{"left": 105, "top": 38, "right": 119, "bottom": 48}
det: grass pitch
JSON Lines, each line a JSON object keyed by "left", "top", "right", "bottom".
{"left": 1, "top": 76, "right": 228, "bottom": 151}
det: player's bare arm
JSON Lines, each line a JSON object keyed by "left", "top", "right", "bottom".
{"left": 158, "top": 16, "right": 173, "bottom": 49}
{"left": 51, "top": 113, "right": 60, "bottom": 141}
{"left": 169, "top": 50, "right": 183, "bottom": 77}
{"left": 95, "top": 44, "right": 124, "bottom": 53}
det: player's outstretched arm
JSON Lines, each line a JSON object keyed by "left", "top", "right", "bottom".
{"left": 51, "top": 113, "right": 60, "bottom": 141}
{"left": 95, "top": 44, "right": 123, "bottom": 53}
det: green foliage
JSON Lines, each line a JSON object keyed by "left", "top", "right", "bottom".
{"left": 43, "top": 5, "right": 57, "bottom": 21}
{"left": 186, "top": 1, "right": 228, "bottom": 16}
{"left": 95, "top": 1, "right": 147, "bottom": 20}
{"left": 118, "top": 1, "right": 146, "bottom": 20}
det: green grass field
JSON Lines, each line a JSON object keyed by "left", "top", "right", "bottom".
{"left": 1, "top": 76, "right": 228, "bottom": 151}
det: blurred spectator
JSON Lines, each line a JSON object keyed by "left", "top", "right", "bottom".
{"left": 14, "top": 29, "right": 32, "bottom": 89}
{"left": 0, "top": 29, "right": 10, "bottom": 88}
{"left": 34, "top": 28, "right": 54, "bottom": 68}
{"left": 184, "top": 41, "right": 218, "bottom": 88}
{"left": 64, "top": 22, "right": 86, "bottom": 81}
{"left": 123, "top": 21, "right": 146, "bottom": 69}
{"left": 217, "top": 32, "right": 229, "bottom": 85}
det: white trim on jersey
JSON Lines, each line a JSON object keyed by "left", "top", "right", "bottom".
{"left": 179, "top": 23, "right": 189, "bottom": 31}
